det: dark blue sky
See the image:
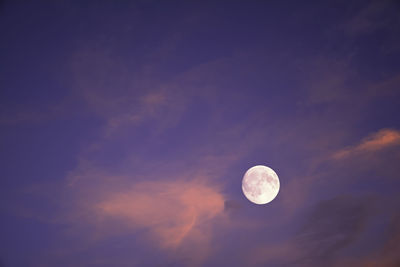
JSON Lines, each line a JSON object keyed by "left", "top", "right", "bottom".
{"left": 1, "top": 1, "right": 400, "bottom": 266}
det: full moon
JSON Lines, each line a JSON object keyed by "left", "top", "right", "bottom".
{"left": 242, "top": 165, "right": 280, "bottom": 205}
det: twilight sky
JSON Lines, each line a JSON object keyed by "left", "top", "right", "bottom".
{"left": 1, "top": 1, "right": 400, "bottom": 266}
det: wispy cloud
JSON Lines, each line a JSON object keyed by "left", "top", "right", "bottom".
{"left": 21, "top": 165, "right": 230, "bottom": 265}
{"left": 97, "top": 180, "right": 225, "bottom": 249}
{"left": 280, "top": 128, "right": 400, "bottom": 214}
{"left": 103, "top": 90, "right": 173, "bottom": 136}
{"left": 298, "top": 56, "right": 355, "bottom": 105}
{"left": 333, "top": 129, "right": 400, "bottom": 159}
{"left": 250, "top": 195, "right": 374, "bottom": 266}
{"left": 333, "top": 210, "right": 400, "bottom": 267}
{"left": 344, "top": 0, "right": 396, "bottom": 35}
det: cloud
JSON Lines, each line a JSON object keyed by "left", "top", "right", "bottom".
{"left": 370, "top": 73, "right": 400, "bottom": 98}
{"left": 49, "top": 158, "right": 234, "bottom": 266}
{"left": 280, "top": 128, "right": 400, "bottom": 213}
{"left": 377, "top": 213, "right": 400, "bottom": 266}
{"left": 70, "top": 52, "right": 187, "bottom": 137}
{"left": 298, "top": 56, "right": 355, "bottom": 105}
{"left": 344, "top": 0, "right": 397, "bottom": 36}
{"left": 103, "top": 90, "right": 175, "bottom": 136}
{"left": 333, "top": 129, "right": 400, "bottom": 159}
{"left": 96, "top": 180, "right": 225, "bottom": 249}
{"left": 293, "top": 195, "right": 373, "bottom": 265}
{"left": 280, "top": 127, "right": 400, "bottom": 221}
{"left": 332, "top": 211, "right": 400, "bottom": 267}
{"left": 251, "top": 195, "right": 374, "bottom": 266}
{"left": 20, "top": 170, "right": 228, "bottom": 266}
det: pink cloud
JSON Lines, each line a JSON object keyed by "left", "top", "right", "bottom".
{"left": 95, "top": 180, "right": 225, "bottom": 249}
{"left": 333, "top": 129, "right": 400, "bottom": 159}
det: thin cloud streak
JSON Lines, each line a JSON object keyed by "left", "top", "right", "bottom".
{"left": 333, "top": 129, "right": 400, "bottom": 159}
{"left": 281, "top": 128, "right": 400, "bottom": 214}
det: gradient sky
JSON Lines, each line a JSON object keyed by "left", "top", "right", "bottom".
{"left": 1, "top": 1, "right": 400, "bottom": 266}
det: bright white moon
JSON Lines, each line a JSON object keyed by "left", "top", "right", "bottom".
{"left": 242, "top": 165, "right": 280, "bottom": 205}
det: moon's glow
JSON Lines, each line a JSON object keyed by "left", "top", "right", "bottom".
{"left": 242, "top": 165, "right": 280, "bottom": 204}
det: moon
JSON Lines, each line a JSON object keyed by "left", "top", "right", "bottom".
{"left": 242, "top": 165, "right": 280, "bottom": 205}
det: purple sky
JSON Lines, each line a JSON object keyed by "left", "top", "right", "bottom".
{"left": 1, "top": 1, "right": 400, "bottom": 266}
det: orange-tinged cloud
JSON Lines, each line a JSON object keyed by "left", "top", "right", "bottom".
{"left": 96, "top": 180, "right": 225, "bottom": 249}
{"left": 333, "top": 129, "right": 400, "bottom": 159}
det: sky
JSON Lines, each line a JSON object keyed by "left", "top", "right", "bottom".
{"left": 1, "top": 1, "right": 400, "bottom": 266}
